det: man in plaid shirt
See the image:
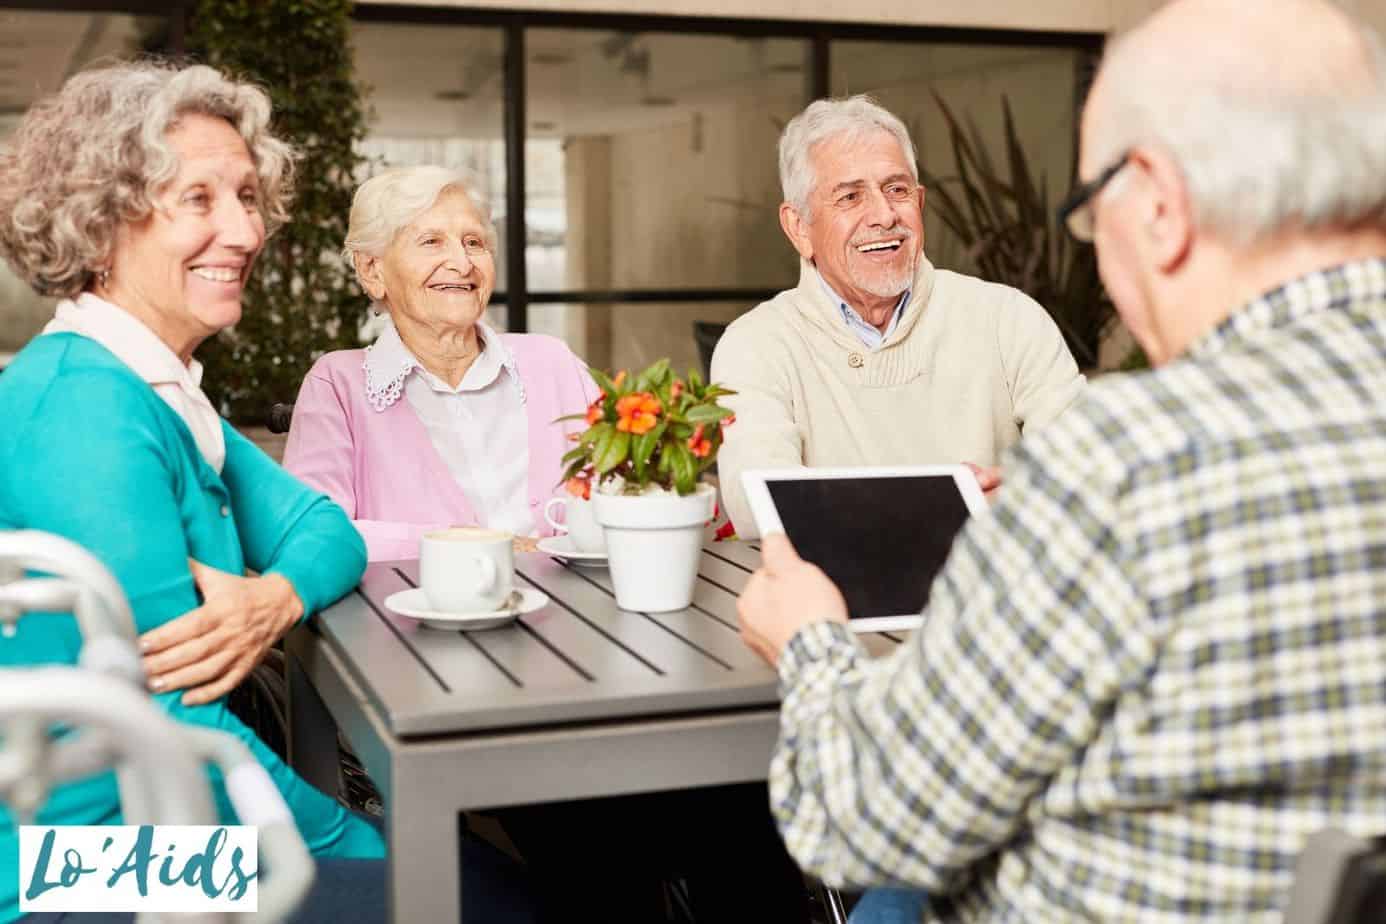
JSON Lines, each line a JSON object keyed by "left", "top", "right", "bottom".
{"left": 736, "top": 0, "right": 1386, "bottom": 921}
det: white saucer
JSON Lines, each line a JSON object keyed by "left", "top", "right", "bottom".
{"left": 384, "top": 587, "right": 549, "bottom": 631}
{"left": 537, "top": 536, "right": 608, "bottom": 567}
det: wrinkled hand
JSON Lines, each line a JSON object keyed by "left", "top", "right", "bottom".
{"left": 139, "top": 559, "right": 303, "bottom": 706}
{"left": 737, "top": 533, "right": 848, "bottom": 668}
{"left": 963, "top": 462, "right": 1003, "bottom": 501}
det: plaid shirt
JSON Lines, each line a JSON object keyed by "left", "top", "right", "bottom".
{"left": 772, "top": 259, "right": 1386, "bottom": 922}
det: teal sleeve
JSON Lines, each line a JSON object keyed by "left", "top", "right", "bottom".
{"left": 219, "top": 424, "right": 367, "bottom": 618}
{"left": 2, "top": 367, "right": 200, "bottom": 638}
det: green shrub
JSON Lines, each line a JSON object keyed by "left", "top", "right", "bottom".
{"left": 188, "top": 0, "right": 369, "bottom": 424}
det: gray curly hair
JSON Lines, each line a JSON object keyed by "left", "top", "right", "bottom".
{"left": 0, "top": 60, "right": 296, "bottom": 298}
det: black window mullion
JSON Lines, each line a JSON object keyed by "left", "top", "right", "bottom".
{"left": 811, "top": 30, "right": 830, "bottom": 101}
{"left": 502, "top": 22, "right": 527, "bottom": 333}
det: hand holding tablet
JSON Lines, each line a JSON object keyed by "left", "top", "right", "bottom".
{"left": 739, "top": 465, "right": 989, "bottom": 632}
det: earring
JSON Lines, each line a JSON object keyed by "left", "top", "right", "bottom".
{"left": 96, "top": 268, "right": 110, "bottom": 289}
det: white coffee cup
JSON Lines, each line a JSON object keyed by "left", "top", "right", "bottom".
{"left": 419, "top": 527, "right": 514, "bottom": 613}
{"left": 543, "top": 496, "right": 606, "bottom": 553}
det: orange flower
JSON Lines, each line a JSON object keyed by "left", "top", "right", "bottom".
{"left": 565, "top": 476, "right": 591, "bottom": 500}
{"left": 670, "top": 380, "right": 684, "bottom": 400}
{"left": 687, "top": 424, "right": 712, "bottom": 458}
{"left": 584, "top": 400, "right": 603, "bottom": 425}
{"left": 723, "top": 413, "right": 736, "bottom": 427}
{"left": 613, "top": 370, "right": 627, "bottom": 388}
{"left": 615, "top": 392, "right": 661, "bottom": 435}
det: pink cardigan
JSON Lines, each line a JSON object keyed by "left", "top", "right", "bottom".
{"left": 282, "top": 334, "right": 597, "bottom": 561}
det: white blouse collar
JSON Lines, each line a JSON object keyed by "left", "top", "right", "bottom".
{"left": 45, "top": 293, "right": 206, "bottom": 389}
{"left": 42, "top": 292, "right": 226, "bottom": 474}
{"left": 363, "top": 319, "right": 525, "bottom": 412}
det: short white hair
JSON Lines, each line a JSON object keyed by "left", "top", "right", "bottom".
{"left": 1090, "top": 10, "right": 1386, "bottom": 243}
{"left": 778, "top": 95, "right": 918, "bottom": 219}
{"left": 342, "top": 165, "right": 497, "bottom": 291}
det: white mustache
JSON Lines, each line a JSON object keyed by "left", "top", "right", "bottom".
{"left": 849, "top": 226, "right": 913, "bottom": 248}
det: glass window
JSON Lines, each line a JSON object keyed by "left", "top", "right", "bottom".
{"left": 0, "top": 9, "right": 166, "bottom": 364}
{"left": 831, "top": 40, "right": 1085, "bottom": 274}
{"left": 526, "top": 29, "right": 809, "bottom": 295}
{"left": 585, "top": 300, "right": 750, "bottom": 379}
{"left": 352, "top": 21, "right": 507, "bottom": 329}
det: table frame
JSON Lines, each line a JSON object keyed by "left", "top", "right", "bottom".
{"left": 286, "top": 537, "right": 899, "bottom": 921}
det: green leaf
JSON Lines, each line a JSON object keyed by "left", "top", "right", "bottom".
{"left": 561, "top": 445, "right": 589, "bottom": 464}
{"left": 668, "top": 440, "right": 697, "bottom": 495}
{"left": 560, "top": 459, "right": 588, "bottom": 483}
{"left": 552, "top": 412, "right": 590, "bottom": 423}
{"left": 684, "top": 404, "right": 733, "bottom": 424}
{"left": 594, "top": 429, "right": 631, "bottom": 475}
{"left": 644, "top": 358, "right": 671, "bottom": 388}
{"left": 630, "top": 420, "right": 666, "bottom": 481}
{"left": 588, "top": 367, "right": 618, "bottom": 396}
{"left": 584, "top": 421, "right": 613, "bottom": 455}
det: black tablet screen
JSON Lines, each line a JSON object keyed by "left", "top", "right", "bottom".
{"left": 766, "top": 475, "right": 972, "bottom": 620}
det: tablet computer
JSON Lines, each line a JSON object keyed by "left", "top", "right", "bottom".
{"left": 740, "top": 465, "right": 988, "bottom": 632}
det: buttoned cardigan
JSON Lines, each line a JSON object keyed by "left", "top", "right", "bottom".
{"left": 284, "top": 333, "right": 598, "bottom": 562}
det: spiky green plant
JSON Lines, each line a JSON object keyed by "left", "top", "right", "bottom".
{"left": 919, "top": 92, "right": 1114, "bottom": 369}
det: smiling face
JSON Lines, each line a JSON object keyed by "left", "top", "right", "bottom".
{"left": 780, "top": 129, "right": 925, "bottom": 311}
{"left": 101, "top": 112, "right": 265, "bottom": 362}
{"left": 361, "top": 186, "right": 495, "bottom": 344}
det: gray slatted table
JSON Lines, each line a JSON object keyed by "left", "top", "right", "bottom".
{"left": 285, "top": 534, "right": 902, "bottom": 923}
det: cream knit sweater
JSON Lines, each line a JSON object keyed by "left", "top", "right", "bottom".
{"left": 712, "top": 257, "right": 1086, "bottom": 537}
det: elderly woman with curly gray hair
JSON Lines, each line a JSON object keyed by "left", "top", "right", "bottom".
{"left": 0, "top": 61, "right": 536, "bottom": 923}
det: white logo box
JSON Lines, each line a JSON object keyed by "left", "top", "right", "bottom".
{"left": 19, "top": 825, "right": 258, "bottom": 913}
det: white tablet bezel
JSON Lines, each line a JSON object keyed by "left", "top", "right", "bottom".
{"left": 740, "top": 465, "right": 989, "bottom": 632}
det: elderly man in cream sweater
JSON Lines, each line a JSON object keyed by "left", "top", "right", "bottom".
{"left": 712, "top": 95, "right": 1085, "bottom": 537}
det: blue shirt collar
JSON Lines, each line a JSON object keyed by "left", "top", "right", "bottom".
{"left": 817, "top": 272, "right": 910, "bottom": 351}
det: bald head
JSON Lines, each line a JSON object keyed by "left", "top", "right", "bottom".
{"left": 1126, "top": 0, "right": 1375, "bottom": 98}
{"left": 1076, "top": 0, "right": 1386, "bottom": 367}
{"left": 1082, "top": 0, "right": 1386, "bottom": 241}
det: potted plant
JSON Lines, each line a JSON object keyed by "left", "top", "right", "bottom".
{"left": 558, "top": 359, "right": 736, "bottom": 612}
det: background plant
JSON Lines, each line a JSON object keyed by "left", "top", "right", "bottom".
{"left": 919, "top": 91, "right": 1118, "bottom": 370}
{"left": 186, "top": 0, "right": 370, "bottom": 423}
{"left": 561, "top": 359, "right": 736, "bottom": 497}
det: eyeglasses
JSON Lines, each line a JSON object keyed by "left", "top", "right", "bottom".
{"left": 1056, "top": 151, "right": 1130, "bottom": 242}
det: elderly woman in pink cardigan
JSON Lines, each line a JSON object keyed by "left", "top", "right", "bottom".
{"left": 283, "top": 166, "right": 596, "bottom": 562}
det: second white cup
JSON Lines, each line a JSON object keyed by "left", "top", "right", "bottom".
{"left": 419, "top": 527, "right": 514, "bottom": 613}
{"left": 543, "top": 496, "right": 606, "bottom": 553}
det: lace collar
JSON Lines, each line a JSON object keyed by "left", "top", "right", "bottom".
{"left": 362, "top": 319, "right": 525, "bottom": 412}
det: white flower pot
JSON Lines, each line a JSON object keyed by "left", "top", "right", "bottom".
{"left": 592, "top": 483, "right": 716, "bottom": 613}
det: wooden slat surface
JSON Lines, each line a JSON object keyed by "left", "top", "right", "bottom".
{"left": 319, "top": 534, "right": 901, "bottom": 736}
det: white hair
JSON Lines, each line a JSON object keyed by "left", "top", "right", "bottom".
{"left": 1090, "top": 10, "right": 1386, "bottom": 243}
{"left": 778, "top": 95, "right": 918, "bottom": 219}
{"left": 342, "top": 165, "right": 497, "bottom": 295}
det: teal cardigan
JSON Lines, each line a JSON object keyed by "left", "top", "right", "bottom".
{"left": 0, "top": 334, "right": 383, "bottom": 921}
